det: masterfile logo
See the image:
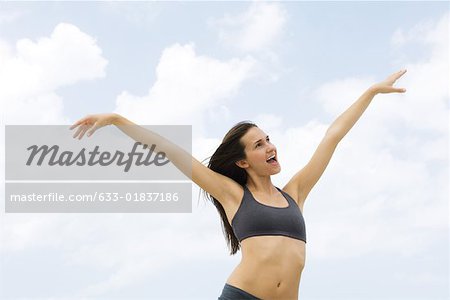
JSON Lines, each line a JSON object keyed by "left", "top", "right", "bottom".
{"left": 6, "top": 125, "right": 191, "bottom": 180}
{"left": 25, "top": 142, "right": 170, "bottom": 172}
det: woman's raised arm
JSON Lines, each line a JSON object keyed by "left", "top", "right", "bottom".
{"left": 284, "top": 69, "right": 407, "bottom": 209}
{"left": 69, "top": 113, "right": 242, "bottom": 205}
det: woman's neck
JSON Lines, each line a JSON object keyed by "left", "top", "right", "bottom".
{"left": 246, "top": 176, "right": 276, "bottom": 195}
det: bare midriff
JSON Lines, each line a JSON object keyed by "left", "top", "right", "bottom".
{"left": 226, "top": 235, "right": 306, "bottom": 300}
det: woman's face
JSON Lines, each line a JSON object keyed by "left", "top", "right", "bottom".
{"left": 237, "top": 126, "right": 280, "bottom": 175}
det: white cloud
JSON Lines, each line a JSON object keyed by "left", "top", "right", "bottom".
{"left": 114, "top": 43, "right": 257, "bottom": 133}
{"left": 213, "top": 1, "right": 287, "bottom": 53}
{"left": 73, "top": 215, "right": 228, "bottom": 296}
{"left": 253, "top": 113, "right": 283, "bottom": 133}
{"left": 0, "top": 23, "right": 108, "bottom": 124}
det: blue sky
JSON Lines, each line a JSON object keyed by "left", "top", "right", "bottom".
{"left": 0, "top": 1, "right": 449, "bottom": 299}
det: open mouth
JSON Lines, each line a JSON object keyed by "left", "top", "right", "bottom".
{"left": 266, "top": 154, "right": 277, "bottom": 164}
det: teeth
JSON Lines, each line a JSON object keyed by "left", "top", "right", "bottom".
{"left": 267, "top": 154, "right": 275, "bottom": 161}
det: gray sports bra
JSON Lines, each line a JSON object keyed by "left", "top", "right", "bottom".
{"left": 231, "top": 185, "right": 307, "bottom": 243}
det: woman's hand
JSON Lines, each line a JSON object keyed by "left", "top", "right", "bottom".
{"left": 369, "top": 69, "right": 407, "bottom": 95}
{"left": 69, "top": 113, "right": 119, "bottom": 139}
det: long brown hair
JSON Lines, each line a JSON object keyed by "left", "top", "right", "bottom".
{"left": 202, "top": 121, "right": 257, "bottom": 255}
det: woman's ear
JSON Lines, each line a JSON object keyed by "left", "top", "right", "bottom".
{"left": 235, "top": 159, "right": 249, "bottom": 169}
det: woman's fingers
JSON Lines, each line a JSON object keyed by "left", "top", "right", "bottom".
{"left": 379, "top": 69, "right": 407, "bottom": 92}
{"left": 69, "top": 115, "right": 99, "bottom": 139}
{"left": 72, "top": 123, "right": 93, "bottom": 140}
{"left": 72, "top": 120, "right": 104, "bottom": 139}
{"left": 69, "top": 120, "right": 82, "bottom": 130}
{"left": 391, "top": 69, "right": 407, "bottom": 82}
{"left": 385, "top": 69, "right": 404, "bottom": 83}
{"left": 86, "top": 122, "right": 99, "bottom": 137}
{"left": 69, "top": 116, "right": 91, "bottom": 130}
{"left": 72, "top": 125, "right": 84, "bottom": 139}
{"left": 393, "top": 70, "right": 407, "bottom": 90}
{"left": 370, "top": 69, "right": 407, "bottom": 94}
{"left": 77, "top": 124, "right": 91, "bottom": 140}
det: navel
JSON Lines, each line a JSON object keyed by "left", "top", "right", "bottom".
{"left": 277, "top": 282, "right": 281, "bottom": 288}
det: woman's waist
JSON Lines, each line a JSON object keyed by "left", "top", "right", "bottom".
{"left": 226, "top": 262, "right": 301, "bottom": 299}
{"left": 227, "top": 252, "right": 305, "bottom": 287}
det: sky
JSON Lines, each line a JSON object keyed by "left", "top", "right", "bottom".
{"left": 0, "top": 1, "right": 449, "bottom": 299}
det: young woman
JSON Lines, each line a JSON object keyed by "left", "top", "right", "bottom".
{"left": 70, "top": 69, "right": 407, "bottom": 299}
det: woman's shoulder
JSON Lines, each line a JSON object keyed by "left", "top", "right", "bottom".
{"left": 280, "top": 183, "right": 300, "bottom": 205}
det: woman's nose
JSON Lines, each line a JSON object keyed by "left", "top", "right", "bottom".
{"left": 267, "top": 143, "right": 276, "bottom": 152}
